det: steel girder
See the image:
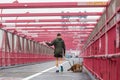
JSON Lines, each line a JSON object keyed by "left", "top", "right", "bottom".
{"left": 3, "top": 23, "right": 96, "bottom": 27}
{"left": 0, "top": 19, "right": 98, "bottom": 23}
{"left": 0, "top": 12, "right": 102, "bottom": 17}
{"left": 0, "top": 2, "right": 107, "bottom": 9}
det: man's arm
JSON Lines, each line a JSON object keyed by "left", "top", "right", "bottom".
{"left": 46, "top": 39, "right": 56, "bottom": 46}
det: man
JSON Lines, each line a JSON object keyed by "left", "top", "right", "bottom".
{"left": 46, "top": 33, "right": 66, "bottom": 72}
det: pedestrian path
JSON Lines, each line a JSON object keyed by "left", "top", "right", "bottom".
{"left": 0, "top": 59, "right": 91, "bottom": 80}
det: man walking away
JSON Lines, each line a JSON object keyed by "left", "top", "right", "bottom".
{"left": 46, "top": 33, "right": 66, "bottom": 72}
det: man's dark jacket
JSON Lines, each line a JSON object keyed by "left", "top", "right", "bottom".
{"left": 46, "top": 38, "right": 66, "bottom": 57}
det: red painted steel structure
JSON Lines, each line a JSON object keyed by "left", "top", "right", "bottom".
{"left": 0, "top": 2, "right": 107, "bottom": 9}
{"left": 5, "top": 28, "right": 93, "bottom": 30}
{"left": 0, "top": 29, "right": 55, "bottom": 67}
{"left": 81, "top": 0, "right": 120, "bottom": 80}
{"left": 0, "top": 12, "right": 102, "bottom": 17}
{"left": 0, "top": 1, "right": 107, "bottom": 70}
{"left": 0, "top": 2, "right": 105, "bottom": 51}
{"left": 2, "top": 23, "right": 96, "bottom": 27}
{"left": 0, "top": 19, "right": 98, "bottom": 23}
{"left": 2, "top": 1, "right": 120, "bottom": 80}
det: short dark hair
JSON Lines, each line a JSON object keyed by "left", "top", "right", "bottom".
{"left": 57, "top": 33, "right": 61, "bottom": 36}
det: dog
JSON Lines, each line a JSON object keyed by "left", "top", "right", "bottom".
{"left": 67, "top": 63, "right": 83, "bottom": 72}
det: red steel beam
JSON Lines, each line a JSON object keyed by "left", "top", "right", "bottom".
{"left": 18, "top": 32, "right": 88, "bottom": 36}
{"left": 28, "top": 36, "right": 87, "bottom": 38}
{"left": 0, "top": 2, "right": 107, "bottom": 9}
{"left": 16, "top": 30, "right": 92, "bottom": 33}
{"left": 17, "top": 32, "right": 90, "bottom": 35}
{"left": 17, "top": 33, "right": 90, "bottom": 37}
{"left": 37, "top": 33, "right": 88, "bottom": 39}
{"left": 4, "top": 27, "right": 94, "bottom": 30}
{"left": 17, "top": 31, "right": 91, "bottom": 34}
{"left": 3, "top": 23, "right": 96, "bottom": 27}
{"left": 0, "top": 12, "right": 102, "bottom": 17}
{"left": 27, "top": 31, "right": 92, "bottom": 33}
{"left": 34, "top": 37, "right": 88, "bottom": 39}
{"left": 0, "top": 19, "right": 98, "bottom": 23}
{"left": 34, "top": 35, "right": 88, "bottom": 37}
{"left": 81, "top": 53, "right": 120, "bottom": 58}
{"left": 5, "top": 28, "right": 93, "bottom": 30}
{"left": 16, "top": 33, "right": 90, "bottom": 37}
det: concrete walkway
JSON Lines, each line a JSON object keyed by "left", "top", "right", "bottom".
{"left": 0, "top": 58, "right": 91, "bottom": 80}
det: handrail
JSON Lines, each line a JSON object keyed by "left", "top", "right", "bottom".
{"left": 80, "top": 53, "right": 120, "bottom": 59}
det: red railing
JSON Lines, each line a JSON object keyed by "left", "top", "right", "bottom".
{"left": 0, "top": 51, "right": 55, "bottom": 67}
{"left": 81, "top": 0, "right": 120, "bottom": 80}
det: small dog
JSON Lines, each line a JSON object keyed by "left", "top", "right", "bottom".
{"left": 67, "top": 63, "right": 83, "bottom": 72}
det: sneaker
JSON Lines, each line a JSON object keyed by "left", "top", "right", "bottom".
{"left": 60, "top": 66, "right": 63, "bottom": 72}
{"left": 56, "top": 70, "right": 59, "bottom": 73}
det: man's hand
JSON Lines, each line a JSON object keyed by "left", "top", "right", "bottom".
{"left": 45, "top": 42, "right": 50, "bottom": 46}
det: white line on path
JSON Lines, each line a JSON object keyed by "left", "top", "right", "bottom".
{"left": 22, "top": 61, "right": 68, "bottom": 80}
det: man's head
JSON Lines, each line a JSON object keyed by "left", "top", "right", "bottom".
{"left": 57, "top": 33, "right": 61, "bottom": 38}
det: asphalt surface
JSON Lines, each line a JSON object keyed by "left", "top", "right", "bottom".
{"left": 0, "top": 58, "right": 91, "bottom": 80}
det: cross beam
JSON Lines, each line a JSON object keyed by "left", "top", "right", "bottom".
{"left": 0, "top": 19, "right": 98, "bottom": 23}
{"left": 0, "top": 12, "right": 102, "bottom": 17}
{"left": 0, "top": 2, "right": 107, "bottom": 9}
{"left": 3, "top": 23, "right": 96, "bottom": 27}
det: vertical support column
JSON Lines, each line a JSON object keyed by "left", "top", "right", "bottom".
{"left": 1, "top": 31, "right": 8, "bottom": 67}
{"left": 15, "top": 35, "right": 18, "bottom": 65}
{"left": 116, "top": 1, "right": 120, "bottom": 79}
{"left": 11, "top": 33, "right": 15, "bottom": 65}
{"left": 4, "top": 31, "right": 7, "bottom": 66}
{"left": 105, "top": 7, "right": 108, "bottom": 56}
{"left": 22, "top": 37, "right": 24, "bottom": 52}
{"left": 26, "top": 39, "right": 29, "bottom": 63}
{"left": 22, "top": 37, "right": 25, "bottom": 64}
{"left": 6, "top": 32, "right": 11, "bottom": 66}
{"left": 12, "top": 34, "right": 14, "bottom": 52}
{"left": 17, "top": 36, "right": 21, "bottom": 64}
{"left": 105, "top": 5, "right": 110, "bottom": 80}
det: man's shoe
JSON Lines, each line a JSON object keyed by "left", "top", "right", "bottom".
{"left": 56, "top": 70, "right": 59, "bottom": 73}
{"left": 60, "top": 66, "right": 63, "bottom": 72}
